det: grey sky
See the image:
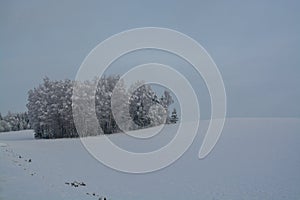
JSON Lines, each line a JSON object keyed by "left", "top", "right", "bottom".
{"left": 0, "top": 0, "right": 299, "bottom": 118}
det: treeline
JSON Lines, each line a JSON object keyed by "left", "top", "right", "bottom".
{"left": 27, "top": 76, "right": 178, "bottom": 139}
{"left": 0, "top": 112, "right": 31, "bottom": 132}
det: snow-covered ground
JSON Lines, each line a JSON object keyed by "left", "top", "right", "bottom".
{"left": 1, "top": 118, "right": 300, "bottom": 200}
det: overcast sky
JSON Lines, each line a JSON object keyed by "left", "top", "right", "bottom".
{"left": 0, "top": 0, "right": 299, "bottom": 118}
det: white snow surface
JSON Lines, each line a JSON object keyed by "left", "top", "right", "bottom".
{"left": 0, "top": 143, "right": 7, "bottom": 147}
{"left": 1, "top": 118, "right": 300, "bottom": 200}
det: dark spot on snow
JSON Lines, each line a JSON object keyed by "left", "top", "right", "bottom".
{"left": 79, "top": 182, "right": 86, "bottom": 186}
{"left": 67, "top": 181, "right": 86, "bottom": 188}
{"left": 71, "top": 182, "right": 79, "bottom": 187}
{"left": 28, "top": 159, "right": 31, "bottom": 163}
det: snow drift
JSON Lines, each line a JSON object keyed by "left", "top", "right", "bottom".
{"left": 0, "top": 118, "right": 300, "bottom": 200}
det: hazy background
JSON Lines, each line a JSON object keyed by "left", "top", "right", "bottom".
{"left": 0, "top": 0, "right": 299, "bottom": 118}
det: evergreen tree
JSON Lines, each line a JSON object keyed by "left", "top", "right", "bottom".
{"left": 170, "top": 108, "right": 179, "bottom": 124}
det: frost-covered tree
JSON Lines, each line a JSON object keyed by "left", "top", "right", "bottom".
{"left": 59, "top": 79, "right": 76, "bottom": 137}
{"left": 0, "top": 120, "right": 10, "bottom": 132}
{"left": 27, "top": 87, "right": 43, "bottom": 137}
{"left": 26, "top": 76, "right": 174, "bottom": 138}
{"left": 128, "top": 83, "right": 173, "bottom": 128}
{"left": 111, "top": 78, "right": 132, "bottom": 132}
{"left": 129, "top": 82, "right": 155, "bottom": 128}
{"left": 148, "top": 104, "right": 167, "bottom": 126}
{"left": 72, "top": 79, "right": 98, "bottom": 137}
{"left": 27, "top": 77, "right": 76, "bottom": 138}
{"left": 160, "top": 90, "right": 174, "bottom": 123}
{"left": 4, "top": 112, "right": 19, "bottom": 131}
{"left": 0, "top": 112, "right": 31, "bottom": 132}
{"left": 95, "top": 76, "right": 118, "bottom": 134}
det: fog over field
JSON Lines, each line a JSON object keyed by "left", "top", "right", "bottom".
{"left": 1, "top": 0, "right": 299, "bottom": 200}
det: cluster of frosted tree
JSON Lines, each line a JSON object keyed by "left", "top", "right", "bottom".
{"left": 27, "top": 77, "right": 75, "bottom": 138}
{"left": 0, "top": 112, "right": 31, "bottom": 132}
{"left": 27, "top": 76, "right": 178, "bottom": 139}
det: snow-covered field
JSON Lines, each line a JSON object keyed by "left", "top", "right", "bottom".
{"left": 1, "top": 118, "right": 300, "bottom": 200}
